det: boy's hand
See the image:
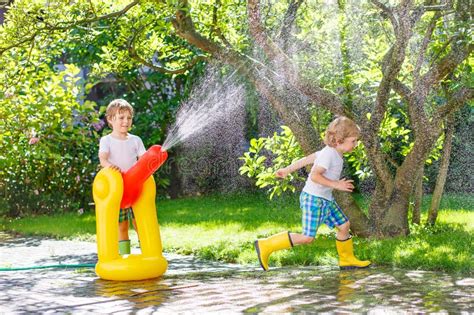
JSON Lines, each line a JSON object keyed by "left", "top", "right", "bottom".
{"left": 275, "top": 168, "right": 289, "bottom": 178}
{"left": 334, "top": 178, "right": 354, "bottom": 192}
{"left": 107, "top": 164, "right": 121, "bottom": 172}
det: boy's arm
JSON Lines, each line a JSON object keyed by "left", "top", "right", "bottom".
{"left": 310, "top": 166, "right": 354, "bottom": 192}
{"left": 276, "top": 153, "right": 316, "bottom": 178}
{"left": 99, "top": 152, "right": 120, "bottom": 171}
{"left": 137, "top": 137, "right": 146, "bottom": 159}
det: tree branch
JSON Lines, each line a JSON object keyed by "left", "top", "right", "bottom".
{"left": 248, "top": 0, "right": 279, "bottom": 59}
{"left": 54, "top": 0, "right": 140, "bottom": 29}
{"left": 293, "top": 80, "right": 347, "bottom": 116}
{"left": 418, "top": 0, "right": 453, "bottom": 12}
{"left": 209, "top": 0, "right": 231, "bottom": 48}
{"left": 361, "top": 1, "right": 419, "bottom": 190}
{"left": 417, "top": 42, "right": 473, "bottom": 98}
{"left": 246, "top": 0, "right": 346, "bottom": 116}
{"left": 371, "top": 0, "right": 398, "bottom": 32}
{"left": 392, "top": 79, "right": 412, "bottom": 101}
{"left": 129, "top": 46, "right": 207, "bottom": 74}
{"left": 171, "top": 5, "right": 227, "bottom": 58}
{"left": 414, "top": 12, "right": 441, "bottom": 81}
{"left": 87, "top": 0, "right": 98, "bottom": 17}
{"left": 414, "top": 0, "right": 472, "bottom": 103}
{"left": 369, "top": 1, "right": 416, "bottom": 134}
{"left": 433, "top": 87, "right": 474, "bottom": 123}
{"left": 0, "top": 1, "right": 140, "bottom": 55}
{"left": 127, "top": 26, "right": 208, "bottom": 75}
{"left": 278, "top": 0, "right": 303, "bottom": 50}
{"left": 0, "top": 33, "right": 38, "bottom": 55}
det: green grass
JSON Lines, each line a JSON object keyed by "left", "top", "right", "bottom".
{"left": 1, "top": 193, "right": 473, "bottom": 274}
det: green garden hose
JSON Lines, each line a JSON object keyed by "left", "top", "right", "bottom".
{"left": 0, "top": 263, "right": 95, "bottom": 271}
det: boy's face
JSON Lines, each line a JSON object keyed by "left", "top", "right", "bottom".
{"left": 109, "top": 110, "right": 132, "bottom": 134}
{"left": 337, "top": 136, "right": 359, "bottom": 153}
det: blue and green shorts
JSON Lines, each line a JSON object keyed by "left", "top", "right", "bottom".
{"left": 119, "top": 208, "right": 135, "bottom": 223}
{"left": 299, "top": 191, "right": 349, "bottom": 237}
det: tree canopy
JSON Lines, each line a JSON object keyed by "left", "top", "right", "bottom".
{"left": 1, "top": 0, "right": 472, "bottom": 236}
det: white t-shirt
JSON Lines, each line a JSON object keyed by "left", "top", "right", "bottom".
{"left": 99, "top": 134, "right": 146, "bottom": 172}
{"left": 302, "top": 146, "right": 343, "bottom": 200}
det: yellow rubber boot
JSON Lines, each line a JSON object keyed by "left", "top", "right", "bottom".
{"left": 254, "top": 231, "right": 293, "bottom": 271}
{"left": 336, "top": 237, "right": 371, "bottom": 270}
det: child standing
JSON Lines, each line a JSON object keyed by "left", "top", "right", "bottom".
{"left": 255, "top": 116, "right": 371, "bottom": 270}
{"left": 98, "top": 99, "right": 146, "bottom": 255}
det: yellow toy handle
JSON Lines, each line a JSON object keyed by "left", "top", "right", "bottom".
{"left": 93, "top": 168, "right": 167, "bottom": 281}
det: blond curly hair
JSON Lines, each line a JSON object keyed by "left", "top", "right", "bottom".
{"left": 324, "top": 116, "right": 360, "bottom": 147}
{"left": 105, "top": 99, "right": 134, "bottom": 127}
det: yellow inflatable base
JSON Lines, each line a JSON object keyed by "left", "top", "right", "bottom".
{"left": 96, "top": 254, "right": 168, "bottom": 281}
{"left": 93, "top": 168, "right": 168, "bottom": 281}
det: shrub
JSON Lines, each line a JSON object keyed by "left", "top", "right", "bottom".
{"left": 0, "top": 64, "right": 101, "bottom": 217}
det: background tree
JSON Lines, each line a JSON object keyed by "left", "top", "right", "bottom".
{"left": 1, "top": 0, "right": 472, "bottom": 236}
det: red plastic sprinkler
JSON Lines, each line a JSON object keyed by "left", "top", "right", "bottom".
{"left": 120, "top": 145, "right": 168, "bottom": 208}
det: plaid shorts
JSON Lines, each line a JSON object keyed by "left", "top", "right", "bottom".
{"left": 300, "top": 191, "right": 349, "bottom": 237}
{"left": 119, "top": 208, "right": 135, "bottom": 223}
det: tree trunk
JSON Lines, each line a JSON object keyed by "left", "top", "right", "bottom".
{"left": 368, "top": 181, "right": 391, "bottom": 231}
{"left": 412, "top": 167, "right": 424, "bottom": 225}
{"left": 380, "top": 189, "right": 411, "bottom": 236}
{"left": 427, "top": 115, "right": 455, "bottom": 226}
{"left": 334, "top": 191, "right": 372, "bottom": 237}
{"left": 368, "top": 179, "right": 411, "bottom": 237}
{"left": 370, "top": 125, "right": 442, "bottom": 236}
{"left": 250, "top": 78, "right": 321, "bottom": 154}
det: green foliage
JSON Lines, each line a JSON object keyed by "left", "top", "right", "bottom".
{"left": 0, "top": 0, "right": 208, "bottom": 204}
{"left": 239, "top": 126, "right": 305, "bottom": 199}
{"left": 0, "top": 62, "right": 100, "bottom": 217}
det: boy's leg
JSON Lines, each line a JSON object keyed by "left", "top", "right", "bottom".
{"left": 118, "top": 220, "right": 130, "bottom": 241}
{"left": 129, "top": 209, "right": 138, "bottom": 235}
{"left": 289, "top": 233, "right": 314, "bottom": 245}
{"left": 326, "top": 202, "right": 370, "bottom": 269}
{"left": 255, "top": 192, "right": 321, "bottom": 271}
{"left": 336, "top": 221, "right": 350, "bottom": 241}
{"left": 118, "top": 209, "right": 131, "bottom": 255}
{"left": 131, "top": 218, "right": 141, "bottom": 250}
{"left": 254, "top": 232, "right": 314, "bottom": 271}
{"left": 131, "top": 218, "right": 138, "bottom": 235}
{"left": 290, "top": 192, "right": 325, "bottom": 246}
{"left": 335, "top": 236, "right": 370, "bottom": 269}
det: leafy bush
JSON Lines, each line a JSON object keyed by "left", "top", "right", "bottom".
{"left": 0, "top": 64, "right": 101, "bottom": 217}
{"left": 239, "top": 126, "right": 305, "bottom": 198}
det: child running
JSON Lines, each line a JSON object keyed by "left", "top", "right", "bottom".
{"left": 255, "top": 116, "right": 371, "bottom": 270}
{"left": 98, "top": 99, "right": 146, "bottom": 255}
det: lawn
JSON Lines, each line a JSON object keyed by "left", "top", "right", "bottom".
{"left": 1, "top": 193, "right": 473, "bottom": 274}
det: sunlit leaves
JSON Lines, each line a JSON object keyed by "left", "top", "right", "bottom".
{"left": 239, "top": 126, "right": 304, "bottom": 199}
{"left": 0, "top": 60, "right": 101, "bottom": 216}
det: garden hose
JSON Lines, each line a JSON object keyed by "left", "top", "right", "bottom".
{"left": 0, "top": 263, "right": 96, "bottom": 271}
